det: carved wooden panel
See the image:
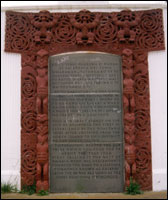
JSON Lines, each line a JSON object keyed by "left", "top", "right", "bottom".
{"left": 5, "top": 8, "right": 165, "bottom": 192}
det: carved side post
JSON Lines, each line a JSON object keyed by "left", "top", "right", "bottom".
{"left": 122, "top": 49, "right": 136, "bottom": 187}
{"left": 21, "top": 54, "right": 37, "bottom": 187}
{"left": 35, "top": 49, "right": 49, "bottom": 192}
{"left": 134, "top": 51, "right": 152, "bottom": 190}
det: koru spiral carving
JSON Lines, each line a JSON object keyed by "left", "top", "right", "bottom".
{"left": 5, "top": 8, "right": 165, "bottom": 191}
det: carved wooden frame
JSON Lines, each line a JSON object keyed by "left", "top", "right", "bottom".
{"left": 5, "top": 8, "right": 165, "bottom": 192}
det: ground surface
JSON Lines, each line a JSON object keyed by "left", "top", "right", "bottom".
{"left": 1, "top": 191, "right": 167, "bottom": 199}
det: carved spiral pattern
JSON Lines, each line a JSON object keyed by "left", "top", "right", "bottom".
{"left": 22, "top": 66, "right": 37, "bottom": 98}
{"left": 22, "top": 112, "right": 36, "bottom": 133}
{"left": 136, "top": 146, "right": 151, "bottom": 172}
{"left": 11, "top": 15, "right": 30, "bottom": 35}
{"left": 21, "top": 133, "right": 36, "bottom": 186}
{"left": 134, "top": 73, "right": 148, "bottom": 95}
{"left": 140, "top": 13, "right": 159, "bottom": 32}
{"left": 135, "top": 109, "right": 150, "bottom": 132}
{"left": 95, "top": 16, "right": 117, "bottom": 44}
{"left": 5, "top": 13, "right": 33, "bottom": 51}
{"left": 22, "top": 75, "right": 36, "bottom": 98}
{"left": 133, "top": 52, "right": 152, "bottom": 190}
{"left": 136, "top": 33, "right": 158, "bottom": 49}
{"left": 11, "top": 35, "right": 31, "bottom": 51}
{"left": 54, "top": 16, "right": 76, "bottom": 44}
{"left": 22, "top": 150, "right": 36, "bottom": 174}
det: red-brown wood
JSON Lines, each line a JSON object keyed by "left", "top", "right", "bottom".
{"left": 5, "top": 9, "right": 165, "bottom": 192}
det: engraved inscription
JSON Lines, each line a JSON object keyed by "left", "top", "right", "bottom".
{"left": 51, "top": 143, "right": 122, "bottom": 179}
{"left": 50, "top": 94, "right": 122, "bottom": 142}
{"left": 49, "top": 52, "right": 123, "bottom": 193}
{"left": 50, "top": 143, "right": 123, "bottom": 192}
{"left": 49, "top": 53, "right": 122, "bottom": 93}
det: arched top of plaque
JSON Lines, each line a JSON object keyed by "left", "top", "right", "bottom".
{"left": 49, "top": 52, "right": 122, "bottom": 94}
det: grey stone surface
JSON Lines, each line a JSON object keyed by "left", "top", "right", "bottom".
{"left": 49, "top": 52, "right": 124, "bottom": 193}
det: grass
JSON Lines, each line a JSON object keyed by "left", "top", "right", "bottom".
{"left": 19, "top": 183, "right": 36, "bottom": 195}
{"left": 1, "top": 182, "right": 18, "bottom": 194}
{"left": 1, "top": 181, "right": 49, "bottom": 196}
{"left": 125, "top": 177, "right": 143, "bottom": 195}
{"left": 37, "top": 190, "right": 49, "bottom": 196}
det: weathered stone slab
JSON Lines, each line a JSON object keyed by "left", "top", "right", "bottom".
{"left": 50, "top": 94, "right": 122, "bottom": 143}
{"left": 49, "top": 52, "right": 124, "bottom": 193}
{"left": 49, "top": 53, "right": 122, "bottom": 93}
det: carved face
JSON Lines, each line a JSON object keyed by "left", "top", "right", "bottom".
{"left": 75, "top": 10, "right": 95, "bottom": 23}
{"left": 39, "top": 10, "right": 51, "bottom": 22}
{"left": 124, "top": 113, "right": 135, "bottom": 123}
{"left": 125, "top": 134, "right": 135, "bottom": 144}
{"left": 37, "top": 68, "right": 47, "bottom": 77}
{"left": 117, "top": 11, "right": 135, "bottom": 22}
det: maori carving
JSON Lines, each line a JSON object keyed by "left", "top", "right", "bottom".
{"left": 69, "top": 10, "right": 101, "bottom": 44}
{"left": 5, "top": 12, "right": 33, "bottom": 52}
{"left": 122, "top": 49, "right": 136, "bottom": 187}
{"left": 21, "top": 57, "right": 37, "bottom": 187}
{"left": 36, "top": 50, "right": 48, "bottom": 114}
{"left": 113, "top": 10, "right": 141, "bottom": 43}
{"left": 21, "top": 133, "right": 37, "bottom": 186}
{"left": 53, "top": 14, "right": 76, "bottom": 44}
{"left": 28, "top": 11, "right": 58, "bottom": 44}
{"left": 95, "top": 14, "right": 117, "bottom": 45}
{"left": 36, "top": 114, "right": 49, "bottom": 191}
{"left": 5, "top": 8, "right": 165, "bottom": 192}
{"left": 134, "top": 52, "right": 152, "bottom": 190}
{"left": 35, "top": 49, "right": 49, "bottom": 191}
{"left": 5, "top": 9, "right": 164, "bottom": 53}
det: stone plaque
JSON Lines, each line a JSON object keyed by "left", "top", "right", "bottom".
{"left": 49, "top": 52, "right": 124, "bottom": 193}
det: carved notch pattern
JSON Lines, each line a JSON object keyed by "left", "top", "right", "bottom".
{"left": 5, "top": 8, "right": 165, "bottom": 192}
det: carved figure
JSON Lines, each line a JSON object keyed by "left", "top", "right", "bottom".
{"left": 70, "top": 10, "right": 101, "bottom": 44}
{"left": 113, "top": 10, "right": 141, "bottom": 42}
{"left": 36, "top": 68, "right": 48, "bottom": 114}
{"left": 122, "top": 49, "right": 135, "bottom": 112}
{"left": 29, "top": 10, "right": 58, "bottom": 44}
{"left": 123, "top": 78, "right": 135, "bottom": 113}
{"left": 125, "top": 133, "right": 136, "bottom": 186}
{"left": 35, "top": 50, "right": 49, "bottom": 192}
{"left": 36, "top": 114, "right": 48, "bottom": 191}
{"left": 36, "top": 133, "right": 48, "bottom": 191}
{"left": 124, "top": 111, "right": 136, "bottom": 186}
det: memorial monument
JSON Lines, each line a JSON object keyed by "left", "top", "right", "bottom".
{"left": 4, "top": 8, "right": 165, "bottom": 192}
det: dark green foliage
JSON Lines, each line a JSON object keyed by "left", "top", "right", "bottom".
{"left": 19, "top": 182, "right": 36, "bottom": 195}
{"left": 1, "top": 182, "right": 18, "bottom": 193}
{"left": 37, "top": 190, "right": 49, "bottom": 196}
{"left": 125, "top": 177, "right": 143, "bottom": 195}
